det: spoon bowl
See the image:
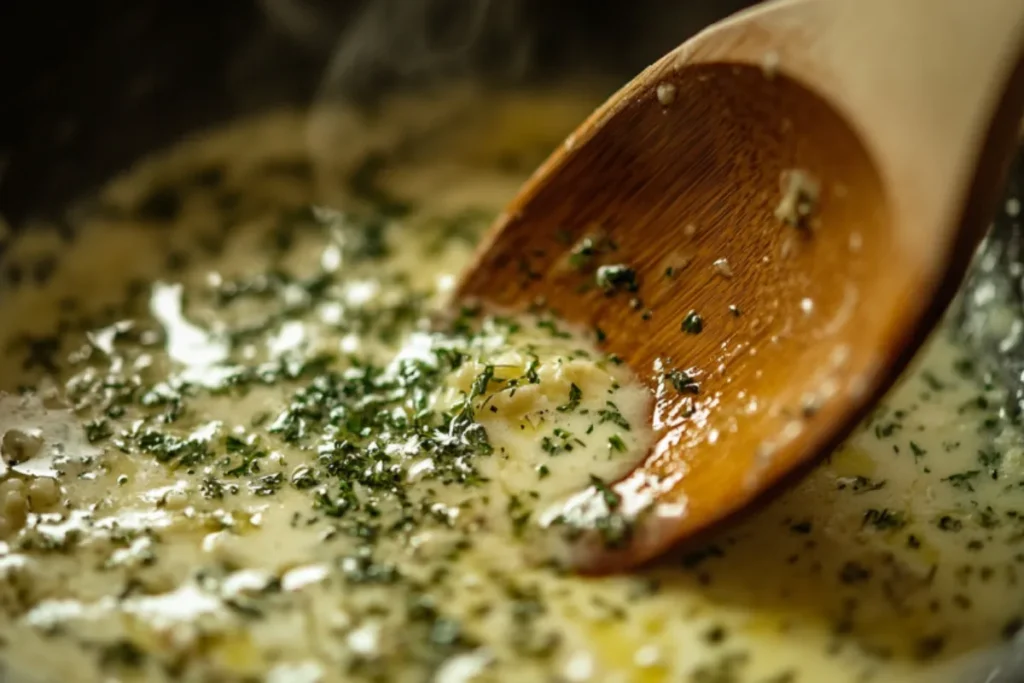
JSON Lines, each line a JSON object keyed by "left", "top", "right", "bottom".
{"left": 456, "top": 0, "right": 1024, "bottom": 572}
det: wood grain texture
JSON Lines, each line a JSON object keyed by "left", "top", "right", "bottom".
{"left": 456, "top": 0, "right": 1024, "bottom": 572}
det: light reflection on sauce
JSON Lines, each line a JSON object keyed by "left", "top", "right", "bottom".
{"left": 149, "top": 281, "right": 233, "bottom": 387}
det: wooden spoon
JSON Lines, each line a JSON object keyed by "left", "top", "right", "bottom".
{"left": 455, "top": 0, "right": 1024, "bottom": 572}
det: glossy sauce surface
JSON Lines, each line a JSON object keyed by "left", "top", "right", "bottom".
{"left": 0, "top": 90, "right": 1021, "bottom": 683}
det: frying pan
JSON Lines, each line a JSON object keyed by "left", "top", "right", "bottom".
{"left": 0, "top": 1, "right": 1021, "bottom": 681}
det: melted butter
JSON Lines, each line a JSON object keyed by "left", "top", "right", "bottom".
{"left": 0, "top": 89, "right": 1020, "bottom": 683}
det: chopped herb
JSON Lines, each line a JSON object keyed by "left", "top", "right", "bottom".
{"left": 590, "top": 475, "right": 622, "bottom": 510}
{"left": 937, "top": 515, "right": 964, "bottom": 532}
{"left": 862, "top": 508, "right": 907, "bottom": 530}
{"left": 557, "top": 383, "right": 583, "bottom": 412}
{"left": 1003, "top": 617, "right": 1023, "bottom": 641}
{"left": 99, "top": 640, "right": 146, "bottom": 670}
{"left": 136, "top": 431, "right": 211, "bottom": 468}
{"left": 598, "top": 402, "right": 631, "bottom": 431}
{"left": 199, "top": 477, "right": 226, "bottom": 500}
{"left": 569, "top": 237, "right": 596, "bottom": 269}
{"left": 874, "top": 421, "right": 902, "bottom": 438}
{"left": 666, "top": 369, "right": 700, "bottom": 394}
{"left": 942, "top": 470, "right": 981, "bottom": 492}
{"left": 541, "top": 429, "right": 584, "bottom": 456}
{"left": 536, "top": 319, "right": 572, "bottom": 339}
{"left": 921, "top": 371, "right": 944, "bottom": 391}
{"left": 836, "top": 475, "right": 887, "bottom": 493}
{"left": 839, "top": 561, "right": 871, "bottom": 584}
{"left": 681, "top": 310, "right": 704, "bottom": 334}
{"left": 470, "top": 365, "right": 496, "bottom": 403}
{"left": 595, "top": 264, "right": 638, "bottom": 293}
{"left": 507, "top": 495, "right": 532, "bottom": 536}
{"left": 704, "top": 625, "right": 728, "bottom": 644}
{"left": 979, "top": 449, "right": 1003, "bottom": 478}
{"left": 977, "top": 506, "right": 1001, "bottom": 529}
{"left": 84, "top": 418, "right": 113, "bottom": 444}
{"left": 789, "top": 520, "right": 813, "bottom": 534}
{"left": 689, "top": 651, "right": 749, "bottom": 683}
{"left": 914, "top": 635, "right": 946, "bottom": 660}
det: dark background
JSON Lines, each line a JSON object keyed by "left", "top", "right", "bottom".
{"left": 0, "top": 0, "right": 750, "bottom": 224}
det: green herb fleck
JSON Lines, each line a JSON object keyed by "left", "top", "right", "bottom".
{"left": 942, "top": 470, "right": 981, "bottom": 492}
{"left": 598, "top": 402, "right": 631, "bottom": 431}
{"left": 666, "top": 369, "right": 700, "bottom": 394}
{"left": 681, "top": 310, "right": 704, "bottom": 334}
{"left": 596, "top": 264, "right": 638, "bottom": 293}
{"left": 862, "top": 508, "right": 907, "bottom": 530}
{"left": 557, "top": 383, "right": 583, "bottom": 413}
{"left": 84, "top": 418, "right": 113, "bottom": 444}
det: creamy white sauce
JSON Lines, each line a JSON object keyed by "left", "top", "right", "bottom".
{"left": 0, "top": 90, "right": 1019, "bottom": 683}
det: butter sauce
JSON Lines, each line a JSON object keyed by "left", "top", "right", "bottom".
{"left": 0, "top": 90, "right": 1020, "bottom": 683}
